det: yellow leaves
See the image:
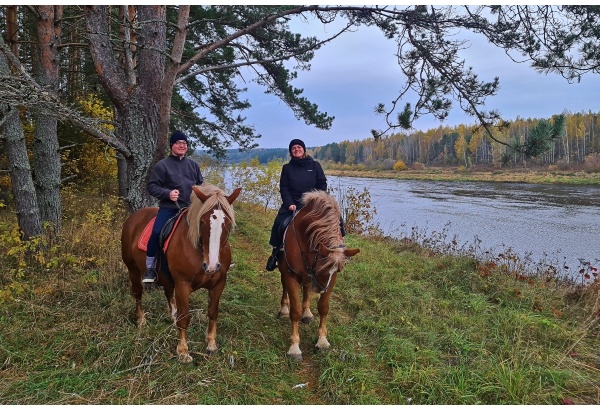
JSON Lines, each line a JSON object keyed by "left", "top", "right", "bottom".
{"left": 79, "top": 141, "right": 118, "bottom": 181}
{"left": 229, "top": 158, "right": 282, "bottom": 211}
{"left": 0, "top": 281, "right": 29, "bottom": 303}
{"left": 78, "top": 93, "right": 114, "bottom": 132}
{"left": 393, "top": 160, "right": 407, "bottom": 171}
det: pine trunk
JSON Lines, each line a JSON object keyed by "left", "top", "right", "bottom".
{"left": 0, "top": 53, "right": 42, "bottom": 239}
{"left": 33, "top": 5, "right": 62, "bottom": 233}
{"left": 85, "top": 5, "right": 180, "bottom": 213}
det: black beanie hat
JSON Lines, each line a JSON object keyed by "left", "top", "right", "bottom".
{"left": 288, "top": 138, "right": 306, "bottom": 154}
{"left": 170, "top": 130, "right": 188, "bottom": 147}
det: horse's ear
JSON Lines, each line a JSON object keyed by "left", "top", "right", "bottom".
{"left": 226, "top": 187, "right": 242, "bottom": 205}
{"left": 344, "top": 248, "right": 360, "bottom": 257}
{"left": 192, "top": 185, "right": 209, "bottom": 202}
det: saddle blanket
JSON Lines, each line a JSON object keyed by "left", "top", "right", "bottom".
{"left": 137, "top": 211, "right": 187, "bottom": 252}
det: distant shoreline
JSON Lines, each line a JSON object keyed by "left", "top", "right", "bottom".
{"left": 324, "top": 167, "right": 600, "bottom": 185}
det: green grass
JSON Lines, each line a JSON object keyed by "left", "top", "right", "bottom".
{"left": 0, "top": 192, "right": 598, "bottom": 404}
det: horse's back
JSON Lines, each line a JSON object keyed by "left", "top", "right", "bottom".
{"left": 121, "top": 207, "right": 158, "bottom": 266}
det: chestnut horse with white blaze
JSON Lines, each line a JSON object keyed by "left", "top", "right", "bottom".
{"left": 276, "top": 190, "right": 360, "bottom": 361}
{"left": 121, "top": 184, "right": 241, "bottom": 363}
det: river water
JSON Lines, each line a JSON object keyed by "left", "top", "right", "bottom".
{"left": 328, "top": 175, "right": 600, "bottom": 280}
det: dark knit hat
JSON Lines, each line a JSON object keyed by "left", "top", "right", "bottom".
{"left": 288, "top": 138, "right": 306, "bottom": 154}
{"left": 169, "top": 130, "right": 188, "bottom": 147}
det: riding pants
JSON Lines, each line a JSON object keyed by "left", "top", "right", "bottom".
{"left": 147, "top": 207, "right": 179, "bottom": 258}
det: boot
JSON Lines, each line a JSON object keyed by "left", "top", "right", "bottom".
{"left": 143, "top": 256, "right": 157, "bottom": 283}
{"left": 265, "top": 247, "right": 279, "bottom": 271}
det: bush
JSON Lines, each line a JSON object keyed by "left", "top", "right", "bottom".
{"left": 583, "top": 153, "right": 600, "bottom": 171}
{"left": 393, "top": 160, "right": 407, "bottom": 171}
{"left": 382, "top": 158, "right": 396, "bottom": 170}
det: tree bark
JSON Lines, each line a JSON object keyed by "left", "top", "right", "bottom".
{"left": 33, "top": 5, "right": 63, "bottom": 234}
{"left": 6, "top": 6, "right": 18, "bottom": 57}
{"left": 0, "top": 53, "right": 43, "bottom": 239}
{"left": 156, "top": 5, "right": 190, "bottom": 162}
{"left": 86, "top": 5, "right": 186, "bottom": 212}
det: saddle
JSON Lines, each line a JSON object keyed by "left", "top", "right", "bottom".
{"left": 278, "top": 214, "right": 293, "bottom": 241}
{"left": 138, "top": 208, "right": 188, "bottom": 252}
{"left": 273, "top": 214, "right": 293, "bottom": 255}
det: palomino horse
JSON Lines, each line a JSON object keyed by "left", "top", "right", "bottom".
{"left": 121, "top": 184, "right": 241, "bottom": 363}
{"left": 276, "top": 191, "right": 360, "bottom": 361}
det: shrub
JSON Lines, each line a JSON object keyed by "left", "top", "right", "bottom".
{"left": 393, "top": 160, "right": 408, "bottom": 171}
{"left": 583, "top": 153, "right": 600, "bottom": 171}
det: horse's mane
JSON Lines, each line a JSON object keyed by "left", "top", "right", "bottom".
{"left": 300, "top": 190, "right": 346, "bottom": 270}
{"left": 186, "top": 184, "right": 236, "bottom": 249}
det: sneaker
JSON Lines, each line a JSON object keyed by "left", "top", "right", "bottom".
{"left": 265, "top": 255, "right": 277, "bottom": 271}
{"left": 142, "top": 268, "right": 157, "bottom": 283}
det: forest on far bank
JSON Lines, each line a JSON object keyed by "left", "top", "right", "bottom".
{"left": 219, "top": 111, "right": 600, "bottom": 172}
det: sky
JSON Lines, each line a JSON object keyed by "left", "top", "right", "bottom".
{"left": 236, "top": 12, "right": 600, "bottom": 149}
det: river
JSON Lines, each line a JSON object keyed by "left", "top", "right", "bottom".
{"left": 327, "top": 175, "right": 600, "bottom": 281}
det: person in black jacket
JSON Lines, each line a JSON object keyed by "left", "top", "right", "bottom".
{"left": 265, "top": 138, "right": 328, "bottom": 271}
{"left": 143, "top": 130, "right": 204, "bottom": 283}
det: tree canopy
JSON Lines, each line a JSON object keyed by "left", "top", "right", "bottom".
{"left": 1, "top": 5, "right": 599, "bottom": 226}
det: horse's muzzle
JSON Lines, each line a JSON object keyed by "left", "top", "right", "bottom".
{"left": 202, "top": 262, "right": 221, "bottom": 273}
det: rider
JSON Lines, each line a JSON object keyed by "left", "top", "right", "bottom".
{"left": 265, "top": 138, "right": 328, "bottom": 271}
{"left": 143, "top": 130, "right": 204, "bottom": 283}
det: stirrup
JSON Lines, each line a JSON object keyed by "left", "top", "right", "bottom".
{"left": 265, "top": 255, "right": 277, "bottom": 271}
{"left": 142, "top": 268, "right": 157, "bottom": 283}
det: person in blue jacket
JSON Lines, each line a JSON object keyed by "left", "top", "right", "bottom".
{"left": 143, "top": 130, "right": 204, "bottom": 283}
{"left": 265, "top": 138, "right": 331, "bottom": 271}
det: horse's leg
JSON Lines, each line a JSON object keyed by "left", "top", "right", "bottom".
{"left": 278, "top": 273, "right": 290, "bottom": 318}
{"left": 128, "top": 266, "right": 146, "bottom": 327}
{"left": 315, "top": 274, "right": 338, "bottom": 351}
{"left": 300, "top": 284, "right": 314, "bottom": 324}
{"left": 283, "top": 275, "right": 303, "bottom": 361}
{"left": 174, "top": 283, "right": 193, "bottom": 364}
{"left": 163, "top": 285, "right": 177, "bottom": 323}
{"left": 205, "top": 278, "right": 226, "bottom": 355}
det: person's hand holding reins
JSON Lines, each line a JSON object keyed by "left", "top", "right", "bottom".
{"left": 170, "top": 189, "right": 180, "bottom": 202}
{"left": 288, "top": 204, "right": 296, "bottom": 211}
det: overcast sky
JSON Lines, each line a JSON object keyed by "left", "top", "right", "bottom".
{"left": 236, "top": 13, "right": 600, "bottom": 149}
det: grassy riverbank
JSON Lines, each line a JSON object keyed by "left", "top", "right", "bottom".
{"left": 325, "top": 166, "right": 600, "bottom": 185}
{"left": 0, "top": 190, "right": 598, "bottom": 404}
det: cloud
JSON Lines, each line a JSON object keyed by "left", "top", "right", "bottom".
{"left": 239, "top": 15, "right": 600, "bottom": 149}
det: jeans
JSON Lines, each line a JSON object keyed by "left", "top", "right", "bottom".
{"left": 147, "top": 207, "right": 179, "bottom": 257}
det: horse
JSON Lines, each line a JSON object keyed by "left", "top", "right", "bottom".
{"left": 121, "top": 184, "right": 242, "bottom": 363}
{"left": 276, "top": 190, "right": 360, "bottom": 361}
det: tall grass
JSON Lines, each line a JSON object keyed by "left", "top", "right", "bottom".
{"left": 0, "top": 185, "right": 598, "bottom": 404}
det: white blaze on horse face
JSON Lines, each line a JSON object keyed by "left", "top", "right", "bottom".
{"left": 207, "top": 209, "right": 226, "bottom": 271}
{"left": 319, "top": 266, "right": 337, "bottom": 293}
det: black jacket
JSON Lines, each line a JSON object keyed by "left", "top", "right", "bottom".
{"left": 147, "top": 155, "right": 204, "bottom": 209}
{"left": 278, "top": 155, "right": 327, "bottom": 213}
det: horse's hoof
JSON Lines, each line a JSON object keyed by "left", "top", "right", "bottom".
{"left": 206, "top": 342, "right": 218, "bottom": 356}
{"left": 300, "top": 316, "right": 314, "bottom": 324}
{"left": 178, "top": 353, "right": 193, "bottom": 364}
{"left": 287, "top": 353, "right": 303, "bottom": 362}
{"left": 315, "top": 337, "right": 331, "bottom": 350}
{"left": 277, "top": 311, "right": 289, "bottom": 318}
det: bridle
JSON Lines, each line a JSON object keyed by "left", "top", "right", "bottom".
{"left": 283, "top": 210, "right": 335, "bottom": 293}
